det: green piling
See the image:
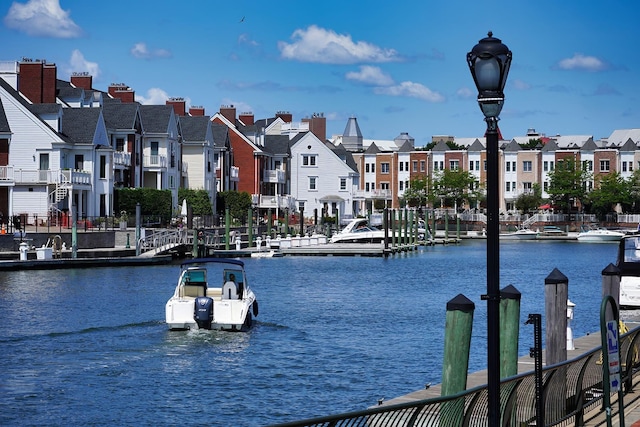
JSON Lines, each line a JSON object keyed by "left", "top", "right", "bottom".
{"left": 500, "top": 285, "right": 521, "bottom": 378}
{"left": 248, "top": 208, "right": 253, "bottom": 247}
{"left": 225, "top": 208, "right": 230, "bottom": 250}
{"left": 441, "top": 294, "right": 475, "bottom": 425}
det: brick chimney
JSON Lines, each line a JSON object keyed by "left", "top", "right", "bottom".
{"left": 302, "top": 112, "right": 326, "bottom": 141}
{"left": 108, "top": 83, "right": 135, "bottom": 103}
{"left": 189, "top": 106, "right": 205, "bottom": 116}
{"left": 275, "top": 111, "right": 292, "bottom": 123}
{"left": 18, "top": 59, "right": 57, "bottom": 104}
{"left": 220, "top": 105, "right": 236, "bottom": 124}
{"left": 71, "top": 72, "right": 92, "bottom": 90}
{"left": 166, "top": 97, "right": 186, "bottom": 116}
{"left": 239, "top": 112, "right": 254, "bottom": 125}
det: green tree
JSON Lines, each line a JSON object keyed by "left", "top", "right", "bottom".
{"left": 546, "top": 159, "right": 591, "bottom": 213}
{"left": 515, "top": 183, "right": 543, "bottom": 213}
{"left": 401, "top": 176, "right": 430, "bottom": 209}
{"left": 586, "top": 172, "right": 629, "bottom": 220}
{"left": 177, "top": 188, "right": 213, "bottom": 216}
{"left": 627, "top": 169, "right": 640, "bottom": 213}
{"left": 217, "top": 191, "right": 252, "bottom": 222}
{"left": 432, "top": 168, "right": 478, "bottom": 210}
{"left": 115, "top": 188, "right": 172, "bottom": 219}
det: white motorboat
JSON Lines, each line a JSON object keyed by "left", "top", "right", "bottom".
{"left": 577, "top": 225, "right": 625, "bottom": 242}
{"left": 617, "top": 234, "right": 640, "bottom": 308}
{"left": 500, "top": 228, "right": 538, "bottom": 240}
{"left": 165, "top": 258, "right": 258, "bottom": 331}
{"left": 330, "top": 218, "right": 386, "bottom": 243}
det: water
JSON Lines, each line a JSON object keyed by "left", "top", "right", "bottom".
{"left": 0, "top": 240, "right": 621, "bottom": 426}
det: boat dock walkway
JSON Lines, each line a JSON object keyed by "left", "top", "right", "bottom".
{"left": 381, "top": 322, "right": 640, "bottom": 426}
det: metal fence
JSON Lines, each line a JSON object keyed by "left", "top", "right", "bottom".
{"left": 268, "top": 326, "right": 640, "bottom": 427}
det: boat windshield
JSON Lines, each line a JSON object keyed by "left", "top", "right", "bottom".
{"left": 623, "top": 236, "right": 640, "bottom": 263}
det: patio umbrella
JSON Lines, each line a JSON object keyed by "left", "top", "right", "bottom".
{"left": 539, "top": 204, "right": 551, "bottom": 210}
{"left": 181, "top": 199, "right": 187, "bottom": 217}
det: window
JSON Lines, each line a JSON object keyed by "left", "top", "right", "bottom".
{"left": 339, "top": 178, "right": 346, "bottom": 190}
{"left": 169, "top": 175, "right": 175, "bottom": 189}
{"left": 309, "top": 176, "right": 317, "bottom": 190}
{"left": 631, "top": 163, "right": 634, "bottom": 172}
{"left": 116, "top": 138, "right": 125, "bottom": 152}
{"left": 365, "top": 163, "right": 370, "bottom": 173}
{"left": 523, "top": 161, "right": 532, "bottom": 172}
{"left": 475, "top": 160, "right": 480, "bottom": 171}
{"left": 380, "top": 182, "right": 389, "bottom": 190}
{"left": 381, "top": 162, "right": 390, "bottom": 173}
{"left": 75, "top": 154, "right": 84, "bottom": 170}
{"left": 469, "top": 160, "right": 474, "bottom": 171}
{"left": 365, "top": 182, "right": 370, "bottom": 191}
{"left": 512, "top": 161, "right": 516, "bottom": 172}
{"left": 302, "top": 155, "right": 316, "bottom": 166}
{"left": 550, "top": 161, "right": 554, "bottom": 171}
{"left": 543, "top": 182, "right": 548, "bottom": 191}
{"left": 623, "top": 162, "right": 628, "bottom": 172}
{"left": 543, "top": 161, "right": 548, "bottom": 172}
{"left": 450, "top": 160, "right": 459, "bottom": 170}
{"left": 600, "top": 160, "right": 610, "bottom": 172}
{"left": 506, "top": 162, "right": 511, "bottom": 172}
{"left": 405, "top": 162, "right": 409, "bottom": 171}
{"left": 399, "top": 162, "right": 404, "bottom": 172}
{"left": 523, "top": 182, "right": 532, "bottom": 191}
{"left": 484, "top": 160, "right": 487, "bottom": 171}
{"left": 420, "top": 160, "right": 426, "bottom": 172}
{"left": 506, "top": 182, "right": 511, "bottom": 192}
{"left": 399, "top": 181, "right": 404, "bottom": 191}
{"left": 412, "top": 161, "right": 418, "bottom": 172}
{"left": 100, "top": 155, "right": 106, "bottom": 179}
{"left": 587, "top": 160, "right": 592, "bottom": 171}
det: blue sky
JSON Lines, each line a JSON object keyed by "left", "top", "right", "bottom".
{"left": 2, "top": 0, "right": 639, "bottom": 146}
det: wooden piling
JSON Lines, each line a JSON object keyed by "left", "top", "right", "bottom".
{"left": 545, "top": 268, "right": 568, "bottom": 365}
{"left": 500, "top": 285, "right": 521, "bottom": 379}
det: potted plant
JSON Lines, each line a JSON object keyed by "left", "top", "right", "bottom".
{"left": 119, "top": 210, "right": 128, "bottom": 230}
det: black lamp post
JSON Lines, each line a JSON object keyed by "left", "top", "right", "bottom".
{"left": 467, "top": 31, "right": 512, "bottom": 425}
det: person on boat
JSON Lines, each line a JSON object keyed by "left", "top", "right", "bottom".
{"left": 223, "top": 273, "right": 239, "bottom": 299}
{"left": 197, "top": 231, "right": 205, "bottom": 258}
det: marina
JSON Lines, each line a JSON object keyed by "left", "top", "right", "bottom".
{"left": 0, "top": 239, "right": 630, "bottom": 426}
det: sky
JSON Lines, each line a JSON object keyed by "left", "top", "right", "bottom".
{"left": 2, "top": 0, "right": 640, "bottom": 146}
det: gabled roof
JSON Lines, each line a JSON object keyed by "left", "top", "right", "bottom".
{"left": 607, "top": 129, "right": 640, "bottom": 145}
{"left": 541, "top": 139, "right": 559, "bottom": 152}
{"left": 211, "top": 123, "right": 229, "bottom": 149}
{"left": 552, "top": 135, "right": 593, "bottom": 149}
{"left": 329, "top": 142, "right": 358, "bottom": 171}
{"left": 179, "top": 115, "right": 211, "bottom": 142}
{"left": 0, "top": 98, "right": 10, "bottom": 133}
{"left": 581, "top": 138, "right": 599, "bottom": 151}
{"left": 503, "top": 139, "right": 521, "bottom": 152}
{"left": 139, "top": 105, "right": 174, "bottom": 133}
{"left": 102, "top": 102, "right": 139, "bottom": 130}
{"left": 364, "top": 142, "right": 380, "bottom": 154}
{"left": 61, "top": 108, "right": 102, "bottom": 143}
{"left": 432, "top": 140, "right": 449, "bottom": 151}
{"left": 467, "top": 139, "right": 485, "bottom": 151}
{"left": 264, "top": 134, "right": 291, "bottom": 156}
{"left": 28, "top": 103, "right": 62, "bottom": 115}
{"left": 619, "top": 138, "right": 637, "bottom": 152}
{"left": 397, "top": 140, "right": 413, "bottom": 153}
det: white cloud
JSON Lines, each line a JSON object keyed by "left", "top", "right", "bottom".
{"left": 130, "top": 42, "right": 171, "bottom": 59}
{"left": 374, "top": 81, "right": 445, "bottom": 102}
{"left": 345, "top": 66, "right": 394, "bottom": 86}
{"left": 4, "top": 0, "right": 82, "bottom": 38}
{"left": 68, "top": 49, "right": 100, "bottom": 79}
{"left": 512, "top": 79, "right": 531, "bottom": 90}
{"left": 238, "top": 33, "right": 259, "bottom": 47}
{"left": 456, "top": 87, "right": 474, "bottom": 98}
{"left": 278, "top": 25, "right": 400, "bottom": 64}
{"left": 557, "top": 53, "right": 606, "bottom": 72}
{"left": 136, "top": 88, "right": 170, "bottom": 105}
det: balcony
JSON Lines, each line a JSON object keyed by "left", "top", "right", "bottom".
{"left": 353, "top": 189, "right": 392, "bottom": 199}
{"left": 252, "top": 194, "right": 296, "bottom": 210}
{"left": 263, "top": 169, "right": 286, "bottom": 184}
{"left": 0, "top": 165, "right": 14, "bottom": 183}
{"left": 230, "top": 166, "right": 239, "bottom": 182}
{"left": 113, "top": 151, "right": 131, "bottom": 167}
{"left": 143, "top": 155, "right": 167, "bottom": 169}
{"left": 13, "top": 168, "right": 91, "bottom": 185}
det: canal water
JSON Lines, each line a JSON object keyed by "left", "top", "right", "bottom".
{"left": 0, "top": 240, "right": 621, "bottom": 426}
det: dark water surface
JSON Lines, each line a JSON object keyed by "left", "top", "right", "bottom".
{"left": 0, "top": 240, "right": 619, "bottom": 426}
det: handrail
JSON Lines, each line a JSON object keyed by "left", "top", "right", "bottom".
{"left": 268, "top": 325, "right": 640, "bottom": 427}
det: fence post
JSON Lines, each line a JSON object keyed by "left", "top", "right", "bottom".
{"left": 545, "top": 268, "right": 568, "bottom": 365}
{"left": 500, "top": 285, "right": 521, "bottom": 379}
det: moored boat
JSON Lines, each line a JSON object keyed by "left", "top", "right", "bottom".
{"left": 165, "top": 258, "right": 258, "bottom": 331}
{"left": 330, "top": 218, "right": 386, "bottom": 243}
{"left": 577, "top": 225, "right": 625, "bottom": 242}
{"left": 499, "top": 227, "right": 538, "bottom": 240}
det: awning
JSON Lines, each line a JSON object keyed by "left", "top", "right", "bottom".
{"left": 539, "top": 204, "right": 551, "bottom": 210}
{"left": 319, "top": 195, "right": 345, "bottom": 203}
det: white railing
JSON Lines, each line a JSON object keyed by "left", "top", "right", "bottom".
{"left": 254, "top": 194, "right": 296, "bottom": 210}
{"left": 0, "top": 165, "right": 14, "bottom": 181}
{"left": 143, "top": 155, "right": 167, "bottom": 168}
{"left": 13, "top": 168, "right": 90, "bottom": 185}
{"left": 263, "top": 169, "right": 286, "bottom": 183}
{"left": 113, "top": 151, "right": 131, "bottom": 166}
{"left": 60, "top": 169, "right": 91, "bottom": 185}
{"left": 353, "top": 189, "right": 392, "bottom": 199}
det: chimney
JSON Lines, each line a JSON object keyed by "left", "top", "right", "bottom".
{"left": 108, "top": 83, "right": 135, "bottom": 103}
{"left": 220, "top": 105, "right": 236, "bottom": 124}
{"left": 18, "top": 59, "right": 57, "bottom": 104}
{"left": 275, "top": 111, "right": 292, "bottom": 123}
{"left": 166, "top": 97, "right": 186, "bottom": 116}
{"left": 302, "top": 112, "right": 326, "bottom": 141}
{"left": 71, "top": 72, "right": 93, "bottom": 90}
{"left": 239, "top": 112, "right": 254, "bottom": 125}
{"left": 189, "top": 106, "right": 205, "bottom": 116}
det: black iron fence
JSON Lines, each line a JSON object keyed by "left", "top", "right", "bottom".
{"left": 268, "top": 325, "right": 640, "bottom": 427}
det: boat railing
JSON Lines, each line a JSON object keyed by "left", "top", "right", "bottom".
{"left": 269, "top": 324, "right": 640, "bottom": 427}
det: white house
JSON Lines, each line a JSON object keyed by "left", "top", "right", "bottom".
{"left": 289, "top": 132, "right": 359, "bottom": 220}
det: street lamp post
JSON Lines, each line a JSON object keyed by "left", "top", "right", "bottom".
{"left": 467, "top": 31, "right": 512, "bottom": 425}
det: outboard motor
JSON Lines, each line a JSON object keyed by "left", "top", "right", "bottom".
{"left": 194, "top": 297, "right": 214, "bottom": 329}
